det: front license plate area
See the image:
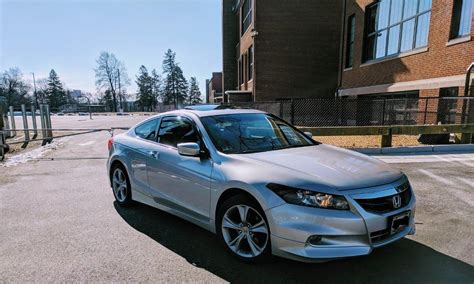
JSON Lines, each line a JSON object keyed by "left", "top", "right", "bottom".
{"left": 390, "top": 211, "right": 410, "bottom": 235}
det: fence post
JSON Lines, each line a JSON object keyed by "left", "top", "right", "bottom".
{"left": 45, "top": 104, "right": 53, "bottom": 143}
{"left": 31, "top": 104, "right": 38, "bottom": 139}
{"left": 423, "top": 98, "right": 429, "bottom": 124}
{"left": 290, "top": 99, "right": 295, "bottom": 125}
{"left": 40, "top": 104, "right": 47, "bottom": 146}
{"left": 0, "top": 131, "right": 5, "bottom": 161}
{"left": 382, "top": 98, "right": 386, "bottom": 125}
{"left": 9, "top": 106, "right": 16, "bottom": 137}
{"left": 381, "top": 128, "right": 392, "bottom": 148}
{"left": 21, "top": 104, "right": 30, "bottom": 148}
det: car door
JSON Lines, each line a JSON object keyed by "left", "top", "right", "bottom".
{"left": 127, "top": 118, "right": 160, "bottom": 197}
{"left": 146, "top": 115, "right": 212, "bottom": 221}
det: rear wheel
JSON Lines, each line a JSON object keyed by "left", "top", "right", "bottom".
{"left": 111, "top": 164, "right": 133, "bottom": 206}
{"left": 217, "top": 194, "right": 272, "bottom": 263}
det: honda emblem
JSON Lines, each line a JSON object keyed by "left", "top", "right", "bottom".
{"left": 392, "top": 195, "right": 402, "bottom": 209}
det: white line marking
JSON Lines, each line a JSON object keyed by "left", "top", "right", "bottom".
{"left": 418, "top": 169, "right": 455, "bottom": 186}
{"left": 457, "top": 177, "right": 474, "bottom": 188}
{"left": 78, "top": 140, "right": 96, "bottom": 146}
{"left": 419, "top": 169, "right": 474, "bottom": 206}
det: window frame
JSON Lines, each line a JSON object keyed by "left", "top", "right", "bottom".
{"left": 363, "top": 0, "right": 432, "bottom": 62}
{"left": 345, "top": 14, "right": 356, "bottom": 68}
{"left": 156, "top": 115, "right": 204, "bottom": 150}
{"left": 241, "top": 0, "right": 253, "bottom": 36}
{"left": 450, "top": 0, "right": 473, "bottom": 39}
{"left": 133, "top": 117, "right": 161, "bottom": 143}
{"left": 248, "top": 45, "right": 254, "bottom": 80}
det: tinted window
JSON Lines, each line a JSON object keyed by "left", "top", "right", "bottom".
{"left": 157, "top": 117, "right": 199, "bottom": 147}
{"left": 200, "top": 113, "right": 316, "bottom": 154}
{"left": 135, "top": 119, "right": 158, "bottom": 141}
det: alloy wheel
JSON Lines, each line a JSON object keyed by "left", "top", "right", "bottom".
{"left": 221, "top": 204, "right": 269, "bottom": 258}
{"left": 112, "top": 168, "right": 128, "bottom": 202}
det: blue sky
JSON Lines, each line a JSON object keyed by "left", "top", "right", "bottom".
{"left": 0, "top": 0, "right": 222, "bottom": 97}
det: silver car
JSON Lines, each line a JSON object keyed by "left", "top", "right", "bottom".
{"left": 107, "top": 107, "right": 416, "bottom": 263}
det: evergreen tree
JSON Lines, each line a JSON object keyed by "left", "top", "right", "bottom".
{"left": 151, "top": 69, "right": 163, "bottom": 104}
{"left": 46, "top": 69, "right": 67, "bottom": 109}
{"left": 162, "top": 49, "right": 188, "bottom": 107}
{"left": 135, "top": 65, "right": 154, "bottom": 111}
{"left": 187, "top": 77, "right": 202, "bottom": 104}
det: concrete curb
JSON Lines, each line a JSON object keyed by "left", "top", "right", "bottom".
{"left": 353, "top": 144, "right": 474, "bottom": 155}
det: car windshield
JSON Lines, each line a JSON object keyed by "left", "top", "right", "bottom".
{"left": 200, "top": 113, "right": 317, "bottom": 154}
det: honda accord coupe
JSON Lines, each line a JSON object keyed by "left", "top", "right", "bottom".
{"left": 107, "top": 106, "right": 416, "bottom": 263}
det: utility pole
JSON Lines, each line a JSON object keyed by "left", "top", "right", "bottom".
{"left": 31, "top": 72, "right": 38, "bottom": 107}
{"left": 117, "top": 69, "right": 123, "bottom": 112}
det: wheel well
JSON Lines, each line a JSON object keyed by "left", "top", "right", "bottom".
{"left": 215, "top": 188, "right": 259, "bottom": 219}
{"left": 109, "top": 160, "right": 125, "bottom": 181}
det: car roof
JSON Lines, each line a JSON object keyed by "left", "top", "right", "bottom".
{"left": 158, "top": 107, "right": 266, "bottom": 118}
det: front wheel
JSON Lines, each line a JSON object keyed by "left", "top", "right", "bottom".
{"left": 217, "top": 195, "right": 272, "bottom": 263}
{"left": 111, "top": 164, "right": 133, "bottom": 206}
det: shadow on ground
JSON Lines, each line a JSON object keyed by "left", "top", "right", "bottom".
{"left": 114, "top": 202, "right": 474, "bottom": 283}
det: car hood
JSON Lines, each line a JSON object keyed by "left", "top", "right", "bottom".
{"left": 238, "top": 145, "right": 402, "bottom": 191}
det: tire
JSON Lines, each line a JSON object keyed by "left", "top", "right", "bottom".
{"left": 216, "top": 194, "right": 272, "bottom": 263}
{"left": 110, "top": 164, "right": 133, "bottom": 207}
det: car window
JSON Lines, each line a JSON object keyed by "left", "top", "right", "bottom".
{"left": 135, "top": 119, "right": 158, "bottom": 141}
{"left": 200, "top": 113, "right": 315, "bottom": 154}
{"left": 157, "top": 116, "right": 199, "bottom": 147}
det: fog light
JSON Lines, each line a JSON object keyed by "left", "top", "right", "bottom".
{"left": 307, "top": 235, "right": 323, "bottom": 245}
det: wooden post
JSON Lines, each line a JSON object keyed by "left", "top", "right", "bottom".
{"left": 9, "top": 106, "right": 16, "bottom": 137}
{"left": 31, "top": 104, "right": 38, "bottom": 139}
{"left": 40, "top": 104, "right": 47, "bottom": 146}
{"left": 381, "top": 129, "right": 392, "bottom": 148}
{"left": 21, "top": 104, "right": 30, "bottom": 148}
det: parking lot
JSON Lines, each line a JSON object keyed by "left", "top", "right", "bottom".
{"left": 1, "top": 116, "right": 473, "bottom": 282}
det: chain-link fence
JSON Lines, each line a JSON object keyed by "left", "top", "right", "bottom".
{"left": 230, "top": 97, "right": 474, "bottom": 127}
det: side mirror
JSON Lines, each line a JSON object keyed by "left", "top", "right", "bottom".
{"left": 177, "top": 142, "right": 201, "bottom": 157}
{"left": 304, "top": 131, "right": 313, "bottom": 138}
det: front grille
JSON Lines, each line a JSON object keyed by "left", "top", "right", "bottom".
{"left": 355, "top": 181, "right": 412, "bottom": 214}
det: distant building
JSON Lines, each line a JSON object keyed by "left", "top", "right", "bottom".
{"left": 70, "top": 90, "right": 82, "bottom": 99}
{"left": 339, "top": 0, "right": 474, "bottom": 124}
{"left": 205, "top": 79, "right": 211, "bottom": 103}
{"left": 222, "top": 0, "right": 344, "bottom": 102}
{"left": 207, "top": 72, "right": 223, "bottom": 103}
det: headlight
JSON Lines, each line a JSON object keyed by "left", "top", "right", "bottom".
{"left": 267, "top": 183, "right": 349, "bottom": 210}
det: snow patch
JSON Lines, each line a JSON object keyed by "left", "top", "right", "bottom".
{"left": 1, "top": 138, "right": 66, "bottom": 167}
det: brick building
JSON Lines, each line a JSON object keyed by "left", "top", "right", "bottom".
{"left": 339, "top": 0, "right": 474, "bottom": 124}
{"left": 206, "top": 72, "right": 223, "bottom": 103}
{"left": 222, "top": 0, "right": 344, "bottom": 102}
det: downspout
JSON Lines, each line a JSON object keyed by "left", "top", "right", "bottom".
{"left": 336, "top": 0, "right": 348, "bottom": 98}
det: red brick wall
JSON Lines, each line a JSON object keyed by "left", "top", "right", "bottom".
{"left": 255, "top": 0, "right": 343, "bottom": 101}
{"left": 341, "top": 0, "right": 474, "bottom": 89}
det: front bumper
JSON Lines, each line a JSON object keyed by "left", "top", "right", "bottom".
{"left": 265, "top": 184, "right": 416, "bottom": 263}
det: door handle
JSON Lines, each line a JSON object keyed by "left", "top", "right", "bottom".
{"left": 149, "top": 151, "right": 160, "bottom": 159}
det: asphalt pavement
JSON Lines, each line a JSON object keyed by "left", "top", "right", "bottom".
{"left": 1, "top": 116, "right": 473, "bottom": 282}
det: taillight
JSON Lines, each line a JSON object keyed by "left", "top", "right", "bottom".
{"left": 108, "top": 137, "right": 114, "bottom": 151}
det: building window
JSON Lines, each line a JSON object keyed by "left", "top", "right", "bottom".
{"left": 248, "top": 45, "right": 254, "bottom": 80}
{"left": 438, "top": 87, "right": 459, "bottom": 124}
{"left": 346, "top": 14, "right": 356, "bottom": 68}
{"left": 450, "top": 0, "right": 473, "bottom": 39}
{"left": 363, "top": 0, "right": 432, "bottom": 62}
{"left": 238, "top": 57, "right": 243, "bottom": 86}
{"left": 241, "top": 0, "right": 252, "bottom": 35}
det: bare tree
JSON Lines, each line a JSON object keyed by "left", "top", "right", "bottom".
{"left": 0, "top": 67, "right": 31, "bottom": 107}
{"left": 94, "top": 52, "right": 130, "bottom": 112}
